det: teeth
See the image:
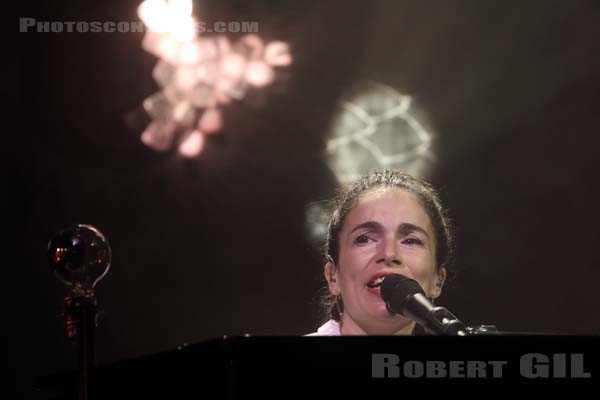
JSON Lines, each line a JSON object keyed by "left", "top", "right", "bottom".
{"left": 367, "top": 276, "right": 386, "bottom": 288}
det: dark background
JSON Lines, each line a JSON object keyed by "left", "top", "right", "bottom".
{"left": 9, "top": 0, "right": 600, "bottom": 392}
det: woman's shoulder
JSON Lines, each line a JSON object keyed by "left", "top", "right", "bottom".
{"left": 304, "top": 319, "right": 341, "bottom": 336}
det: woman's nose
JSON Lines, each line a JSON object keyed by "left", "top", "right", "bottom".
{"left": 377, "top": 237, "right": 401, "bottom": 265}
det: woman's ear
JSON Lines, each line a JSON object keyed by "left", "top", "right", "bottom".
{"left": 324, "top": 261, "right": 339, "bottom": 295}
{"left": 430, "top": 267, "right": 447, "bottom": 299}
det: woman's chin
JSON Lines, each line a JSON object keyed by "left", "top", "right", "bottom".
{"left": 362, "top": 293, "right": 411, "bottom": 324}
{"left": 369, "top": 300, "right": 395, "bottom": 318}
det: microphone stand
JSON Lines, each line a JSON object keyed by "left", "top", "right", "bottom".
{"left": 419, "top": 308, "right": 554, "bottom": 336}
{"left": 63, "top": 288, "right": 98, "bottom": 400}
{"left": 464, "top": 325, "right": 555, "bottom": 336}
{"left": 412, "top": 304, "right": 552, "bottom": 336}
{"left": 428, "top": 307, "right": 468, "bottom": 336}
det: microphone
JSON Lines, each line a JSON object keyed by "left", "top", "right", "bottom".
{"left": 380, "top": 274, "right": 467, "bottom": 336}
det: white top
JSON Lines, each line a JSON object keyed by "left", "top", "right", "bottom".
{"left": 305, "top": 319, "right": 341, "bottom": 336}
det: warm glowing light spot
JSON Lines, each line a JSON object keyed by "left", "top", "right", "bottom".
{"left": 221, "top": 53, "right": 246, "bottom": 80}
{"left": 264, "top": 42, "right": 292, "bottom": 66}
{"left": 198, "top": 108, "right": 222, "bottom": 134}
{"left": 169, "top": 0, "right": 192, "bottom": 18}
{"left": 141, "top": 121, "right": 177, "bottom": 151}
{"left": 138, "top": 0, "right": 171, "bottom": 33}
{"left": 138, "top": 0, "right": 196, "bottom": 41}
{"left": 174, "top": 67, "right": 198, "bottom": 91}
{"left": 170, "top": 16, "right": 196, "bottom": 42}
{"left": 238, "top": 34, "right": 264, "bottom": 58}
{"left": 178, "top": 130, "right": 205, "bottom": 157}
{"left": 245, "top": 61, "right": 274, "bottom": 87}
{"left": 179, "top": 42, "right": 200, "bottom": 64}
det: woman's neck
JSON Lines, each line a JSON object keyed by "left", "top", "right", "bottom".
{"left": 339, "top": 314, "right": 415, "bottom": 336}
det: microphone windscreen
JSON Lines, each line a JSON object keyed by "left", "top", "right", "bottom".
{"left": 380, "top": 274, "right": 425, "bottom": 307}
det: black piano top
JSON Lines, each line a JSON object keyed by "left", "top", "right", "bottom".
{"left": 34, "top": 335, "right": 599, "bottom": 399}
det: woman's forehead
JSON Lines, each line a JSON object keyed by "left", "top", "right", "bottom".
{"left": 344, "top": 188, "right": 433, "bottom": 232}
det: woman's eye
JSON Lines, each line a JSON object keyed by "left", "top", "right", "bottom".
{"left": 402, "top": 237, "right": 423, "bottom": 246}
{"left": 354, "top": 234, "right": 374, "bottom": 244}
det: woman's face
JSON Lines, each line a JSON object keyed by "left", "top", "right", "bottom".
{"left": 326, "top": 187, "right": 446, "bottom": 335}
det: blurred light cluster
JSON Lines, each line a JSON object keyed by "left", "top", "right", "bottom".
{"left": 137, "top": 0, "right": 292, "bottom": 157}
{"left": 326, "top": 82, "right": 433, "bottom": 183}
{"left": 305, "top": 83, "right": 435, "bottom": 246}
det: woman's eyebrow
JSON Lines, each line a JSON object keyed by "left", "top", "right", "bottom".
{"left": 349, "top": 221, "right": 383, "bottom": 236}
{"left": 348, "top": 221, "right": 429, "bottom": 239}
{"left": 398, "top": 223, "right": 429, "bottom": 238}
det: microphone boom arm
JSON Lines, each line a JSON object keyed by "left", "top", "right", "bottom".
{"left": 401, "top": 294, "right": 468, "bottom": 336}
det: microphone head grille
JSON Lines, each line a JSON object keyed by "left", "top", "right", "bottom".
{"left": 380, "top": 274, "right": 425, "bottom": 306}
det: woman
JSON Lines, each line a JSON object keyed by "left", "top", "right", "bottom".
{"left": 307, "top": 169, "right": 454, "bottom": 336}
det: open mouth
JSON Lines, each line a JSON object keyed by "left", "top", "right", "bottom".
{"left": 365, "top": 272, "right": 394, "bottom": 295}
{"left": 366, "top": 276, "right": 386, "bottom": 288}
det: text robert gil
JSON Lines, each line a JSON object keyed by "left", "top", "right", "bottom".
{"left": 372, "top": 353, "right": 591, "bottom": 379}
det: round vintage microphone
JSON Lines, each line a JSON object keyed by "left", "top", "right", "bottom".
{"left": 380, "top": 274, "right": 467, "bottom": 336}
